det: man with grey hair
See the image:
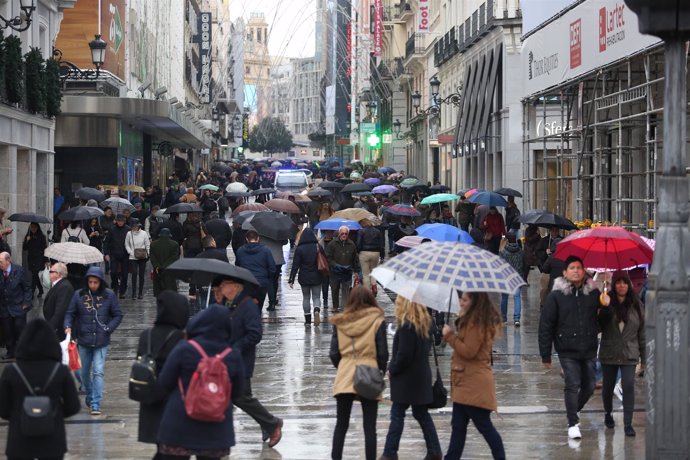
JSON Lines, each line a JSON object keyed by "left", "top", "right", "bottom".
{"left": 0, "top": 251, "right": 32, "bottom": 359}
{"left": 325, "top": 226, "right": 359, "bottom": 311}
{"left": 43, "top": 262, "right": 74, "bottom": 341}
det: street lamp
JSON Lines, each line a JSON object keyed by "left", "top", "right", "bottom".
{"left": 0, "top": 0, "right": 35, "bottom": 32}
{"left": 429, "top": 76, "right": 441, "bottom": 98}
{"left": 411, "top": 77, "right": 462, "bottom": 116}
{"left": 53, "top": 34, "right": 107, "bottom": 80}
{"left": 411, "top": 91, "right": 422, "bottom": 111}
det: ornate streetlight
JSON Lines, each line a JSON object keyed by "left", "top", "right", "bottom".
{"left": 0, "top": 0, "right": 35, "bottom": 32}
{"left": 53, "top": 34, "right": 107, "bottom": 80}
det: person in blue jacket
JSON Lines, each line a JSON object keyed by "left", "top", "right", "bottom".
{"left": 235, "top": 230, "right": 276, "bottom": 311}
{"left": 64, "top": 266, "right": 123, "bottom": 416}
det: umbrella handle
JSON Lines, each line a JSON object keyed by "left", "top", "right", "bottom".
{"left": 205, "top": 282, "right": 212, "bottom": 309}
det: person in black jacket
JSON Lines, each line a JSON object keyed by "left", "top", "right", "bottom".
{"left": 103, "top": 215, "right": 131, "bottom": 299}
{"left": 204, "top": 212, "right": 233, "bottom": 249}
{"left": 22, "top": 222, "right": 48, "bottom": 299}
{"left": 288, "top": 228, "right": 325, "bottom": 325}
{"left": 0, "top": 319, "right": 80, "bottom": 459}
{"left": 42, "top": 263, "right": 74, "bottom": 341}
{"left": 538, "top": 255, "right": 608, "bottom": 440}
{"left": 135, "top": 291, "right": 188, "bottom": 449}
{"left": 155, "top": 213, "right": 184, "bottom": 246}
{"left": 356, "top": 225, "right": 384, "bottom": 294}
{"left": 196, "top": 235, "right": 229, "bottom": 262}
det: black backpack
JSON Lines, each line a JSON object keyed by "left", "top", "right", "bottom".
{"left": 129, "top": 329, "right": 177, "bottom": 404}
{"left": 13, "top": 362, "right": 60, "bottom": 437}
{"left": 66, "top": 229, "right": 82, "bottom": 243}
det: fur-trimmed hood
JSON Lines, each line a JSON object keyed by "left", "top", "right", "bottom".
{"left": 552, "top": 276, "right": 600, "bottom": 295}
{"left": 330, "top": 306, "right": 384, "bottom": 336}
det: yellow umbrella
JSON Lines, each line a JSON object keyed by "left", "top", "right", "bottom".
{"left": 98, "top": 184, "right": 119, "bottom": 191}
{"left": 120, "top": 184, "right": 146, "bottom": 193}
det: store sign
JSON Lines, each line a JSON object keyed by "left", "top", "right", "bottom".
{"left": 242, "top": 113, "right": 249, "bottom": 147}
{"left": 373, "top": 0, "right": 382, "bottom": 57}
{"left": 197, "top": 12, "right": 212, "bottom": 104}
{"left": 417, "top": 0, "right": 430, "bottom": 33}
{"left": 522, "top": 0, "right": 660, "bottom": 97}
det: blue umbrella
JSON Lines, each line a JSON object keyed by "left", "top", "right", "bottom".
{"left": 378, "top": 167, "right": 396, "bottom": 174}
{"left": 372, "top": 185, "right": 398, "bottom": 194}
{"left": 467, "top": 191, "right": 509, "bottom": 207}
{"left": 416, "top": 224, "right": 473, "bottom": 244}
{"left": 364, "top": 177, "right": 381, "bottom": 186}
{"left": 314, "top": 218, "right": 362, "bottom": 231}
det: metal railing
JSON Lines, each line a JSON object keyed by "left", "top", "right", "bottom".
{"left": 405, "top": 33, "right": 424, "bottom": 59}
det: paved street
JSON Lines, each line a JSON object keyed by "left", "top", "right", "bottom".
{"left": 1, "top": 244, "right": 646, "bottom": 459}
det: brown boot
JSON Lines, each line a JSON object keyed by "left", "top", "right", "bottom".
{"left": 314, "top": 309, "right": 321, "bottom": 326}
{"left": 268, "top": 418, "right": 283, "bottom": 448}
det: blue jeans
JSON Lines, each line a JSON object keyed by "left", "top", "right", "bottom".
{"left": 78, "top": 345, "right": 108, "bottom": 410}
{"left": 559, "top": 357, "right": 596, "bottom": 427}
{"left": 500, "top": 289, "right": 522, "bottom": 321}
{"left": 445, "top": 403, "right": 505, "bottom": 460}
{"left": 300, "top": 284, "right": 322, "bottom": 315}
{"left": 383, "top": 402, "right": 442, "bottom": 458}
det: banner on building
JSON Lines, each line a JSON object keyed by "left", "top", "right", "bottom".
{"left": 373, "top": 0, "right": 382, "bottom": 57}
{"left": 197, "top": 12, "right": 212, "bottom": 104}
{"left": 242, "top": 113, "right": 249, "bottom": 148}
{"left": 417, "top": 0, "right": 430, "bottom": 34}
{"left": 522, "top": 0, "right": 660, "bottom": 97}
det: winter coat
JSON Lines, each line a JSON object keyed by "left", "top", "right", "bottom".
{"left": 156, "top": 219, "right": 184, "bottom": 245}
{"left": 598, "top": 303, "right": 645, "bottom": 366}
{"left": 499, "top": 242, "right": 524, "bottom": 283}
{"left": 156, "top": 306, "right": 245, "bottom": 451}
{"left": 85, "top": 224, "right": 103, "bottom": 250}
{"left": 0, "top": 319, "right": 81, "bottom": 459}
{"left": 289, "top": 228, "right": 323, "bottom": 286}
{"left": 99, "top": 215, "right": 114, "bottom": 235}
{"left": 329, "top": 306, "right": 388, "bottom": 397}
{"left": 149, "top": 236, "right": 181, "bottom": 269}
{"left": 444, "top": 315, "right": 498, "bottom": 412}
{"left": 64, "top": 267, "right": 123, "bottom": 348}
{"left": 182, "top": 220, "right": 205, "bottom": 251}
{"left": 22, "top": 231, "right": 47, "bottom": 272}
{"left": 538, "top": 277, "right": 602, "bottom": 363}
{"left": 356, "top": 226, "right": 385, "bottom": 258}
{"left": 504, "top": 205, "right": 521, "bottom": 232}
{"left": 60, "top": 226, "right": 90, "bottom": 245}
{"left": 454, "top": 201, "right": 474, "bottom": 227}
{"left": 0, "top": 263, "right": 33, "bottom": 317}
{"left": 204, "top": 218, "right": 233, "bottom": 249}
{"left": 236, "top": 242, "right": 276, "bottom": 285}
{"left": 226, "top": 291, "right": 263, "bottom": 378}
{"left": 536, "top": 235, "right": 561, "bottom": 268}
{"left": 481, "top": 212, "right": 505, "bottom": 238}
{"left": 325, "top": 237, "right": 359, "bottom": 272}
{"left": 42, "top": 278, "right": 74, "bottom": 341}
{"left": 125, "top": 229, "right": 151, "bottom": 260}
{"left": 103, "top": 223, "right": 131, "bottom": 258}
{"left": 541, "top": 255, "right": 565, "bottom": 292}
{"left": 136, "top": 291, "right": 189, "bottom": 444}
{"left": 388, "top": 322, "right": 432, "bottom": 406}
{"left": 195, "top": 248, "right": 229, "bottom": 263}
{"left": 523, "top": 227, "right": 542, "bottom": 267}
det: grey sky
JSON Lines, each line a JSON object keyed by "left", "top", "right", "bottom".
{"left": 521, "top": 0, "right": 577, "bottom": 35}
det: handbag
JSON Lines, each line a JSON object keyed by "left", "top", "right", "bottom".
{"left": 316, "top": 246, "right": 329, "bottom": 274}
{"left": 67, "top": 341, "right": 81, "bottom": 370}
{"left": 131, "top": 233, "right": 148, "bottom": 259}
{"left": 428, "top": 339, "right": 448, "bottom": 409}
{"left": 13, "top": 363, "right": 60, "bottom": 437}
{"left": 350, "top": 337, "right": 385, "bottom": 400}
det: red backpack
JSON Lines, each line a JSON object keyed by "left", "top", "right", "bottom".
{"left": 177, "top": 340, "right": 233, "bottom": 422}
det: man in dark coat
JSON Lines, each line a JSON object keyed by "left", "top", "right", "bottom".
{"left": 0, "top": 252, "right": 32, "bottom": 359}
{"left": 235, "top": 231, "right": 276, "bottom": 310}
{"left": 325, "top": 226, "right": 359, "bottom": 311}
{"left": 204, "top": 212, "right": 233, "bottom": 249}
{"left": 42, "top": 262, "right": 74, "bottom": 341}
{"left": 155, "top": 213, "right": 184, "bottom": 246}
{"left": 103, "top": 214, "right": 131, "bottom": 299}
{"left": 149, "top": 228, "right": 181, "bottom": 298}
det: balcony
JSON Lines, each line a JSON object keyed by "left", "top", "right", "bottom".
{"left": 377, "top": 57, "right": 405, "bottom": 81}
{"left": 396, "top": 2, "right": 413, "bottom": 21}
{"left": 457, "top": 0, "right": 497, "bottom": 54}
{"left": 405, "top": 33, "right": 425, "bottom": 63}
{"left": 433, "top": 26, "right": 459, "bottom": 67}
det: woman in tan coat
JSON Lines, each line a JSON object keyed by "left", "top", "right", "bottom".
{"left": 329, "top": 286, "right": 389, "bottom": 460}
{"left": 442, "top": 291, "right": 505, "bottom": 460}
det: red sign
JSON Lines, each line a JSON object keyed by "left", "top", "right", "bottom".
{"left": 570, "top": 18, "right": 582, "bottom": 69}
{"left": 373, "top": 0, "right": 382, "bottom": 57}
{"left": 599, "top": 3, "right": 626, "bottom": 53}
{"left": 438, "top": 134, "right": 455, "bottom": 144}
{"left": 337, "top": 138, "right": 350, "bottom": 145}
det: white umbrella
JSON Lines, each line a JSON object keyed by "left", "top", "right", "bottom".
{"left": 226, "top": 182, "right": 248, "bottom": 193}
{"left": 100, "top": 197, "right": 135, "bottom": 214}
{"left": 45, "top": 242, "right": 104, "bottom": 265}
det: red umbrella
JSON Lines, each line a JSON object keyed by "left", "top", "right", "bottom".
{"left": 232, "top": 203, "right": 269, "bottom": 215}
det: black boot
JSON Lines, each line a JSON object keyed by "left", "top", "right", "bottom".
{"left": 304, "top": 314, "right": 311, "bottom": 325}
{"left": 604, "top": 413, "right": 614, "bottom": 428}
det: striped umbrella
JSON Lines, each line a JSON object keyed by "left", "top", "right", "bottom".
{"left": 383, "top": 204, "right": 421, "bottom": 217}
{"left": 45, "top": 242, "right": 104, "bottom": 265}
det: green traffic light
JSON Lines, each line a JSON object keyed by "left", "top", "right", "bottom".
{"left": 366, "top": 132, "right": 381, "bottom": 148}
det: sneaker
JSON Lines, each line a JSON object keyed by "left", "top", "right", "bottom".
{"left": 90, "top": 407, "right": 101, "bottom": 416}
{"left": 624, "top": 425, "right": 636, "bottom": 437}
{"left": 514, "top": 320, "right": 520, "bottom": 327}
{"left": 614, "top": 381, "right": 623, "bottom": 401}
{"left": 568, "top": 425, "right": 582, "bottom": 439}
{"left": 604, "top": 413, "right": 615, "bottom": 429}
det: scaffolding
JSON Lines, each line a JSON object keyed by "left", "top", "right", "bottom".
{"left": 522, "top": 44, "right": 669, "bottom": 236}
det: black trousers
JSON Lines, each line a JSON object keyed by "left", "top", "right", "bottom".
{"left": 109, "top": 255, "right": 129, "bottom": 296}
{"left": 602, "top": 364, "right": 636, "bottom": 426}
{"left": 233, "top": 378, "right": 280, "bottom": 434}
{"left": 331, "top": 393, "right": 378, "bottom": 460}
{"left": 129, "top": 259, "right": 147, "bottom": 297}
{"left": 560, "top": 357, "right": 596, "bottom": 427}
{"left": 1, "top": 313, "right": 27, "bottom": 358}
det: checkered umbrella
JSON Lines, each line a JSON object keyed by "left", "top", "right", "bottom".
{"left": 372, "top": 241, "right": 526, "bottom": 313}
{"left": 100, "top": 197, "right": 135, "bottom": 214}
{"left": 45, "top": 242, "right": 104, "bottom": 265}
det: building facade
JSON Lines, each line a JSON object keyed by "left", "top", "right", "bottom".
{"left": 244, "top": 12, "right": 271, "bottom": 125}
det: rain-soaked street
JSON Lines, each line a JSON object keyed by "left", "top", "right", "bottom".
{"left": 1, "top": 243, "right": 646, "bottom": 459}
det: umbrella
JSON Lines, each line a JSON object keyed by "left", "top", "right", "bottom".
{"left": 307, "top": 188, "right": 332, "bottom": 198}
{"left": 416, "top": 223, "right": 474, "bottom": 244}
{"left": 554, "top": 227, "right": 654, "bottom": 273}
{"left": 98, "top": 184, "right": 119, "bottom": 191}
{"left": 225, "top": 191, "right": 252, "bottom": 198}
{"left": 458, "top": 188, "right": 480, "bottom": 197}
{"left": 467, "top": 191, "right": 509, "bottom": 207}
{"left": 400, "top": 177, "right": 421, "bottom": 188}
{"left": 233, "top": 203, "right": 269, "bottom": 215}
{"left": 265, "top": 199, "right": 302, "bottom": 214}
{"left": 372, "top": 185, "right": 398, "bottom": 194}
{"left": 241, "top": 212, "right": 297, "bottom": 240}
{"left": 430, "top": 184, "right": 450, "bottom": 192}
{"left": 314, "top": 218, "right": 362, "bottom": 231}
{"left": 58, "top": 206, "right": 104, "bottom": 221}
{"left": 251, "top": 188, "right": 276, "bottom": 196}
{"left": 364, "top": 178, "right": 381, "bottom": 186}
{"left": 420, "top": 193, "right": 460, "bottom": 205}
{"left": 518, "top": 209, "right": 577, "bottom": 230}
{"left": 8, "top": 212, "right": 52, "bottom": 224}
{"left": 318, "top": 181, "right": 344, "bottom": 190}
{"left": 276, "top": 191, "right": 311, "bottom": 202}
{"left": 378, "top": 167, "right": 396, "bottom": 174}
{"left": 332, "top": 208, "right": 380, "bottom": 226}
{"left": 336, "top": 178, "right": 353, "bottom": 184}
{"left": 233, "top": 210, "right": 268, "bottom": 225}
{"left": 394, "top": 235, "right": 429, "bottom": 249}
{"left": 75, "top": 187, "right": 106, "bottom": 202}
{"left": 341, "top": 183, "right": 372, "bottom": 193}
{"left": 372, "top": 242, "right": 526, "bottom": 313}
{"left": 384, "top": 204, "right": 421, "bottom": 217}
{"left": 494, "top": 187, "right": 523, "bottom": 198}
{"left": 271, "top": 161, "right": 283, "bottom": 168}
{"left": 226, "top": 182, "right": 249, "bottom": 193}
{"left": 44, "top": 242, "right": 104, "bottom": 265}
{"left": 120, "top": 184, "right": 146, "bottom": 193}
{"left": 352, "top": 191, "right": 373, "bottom": 197}
{"left": 199, "top": 184, "right": 220, "bottom": 192}
{"left": 100, "top": 197, "right": 135, "bottom": 214}
{"left": 164, "top": 203, "right": 203, "bottom": 214}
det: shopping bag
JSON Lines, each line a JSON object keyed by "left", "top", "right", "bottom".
{"left": 67, "top": 341, "right": 81, "bottom": 371}
{"left": 59, "top": 333, "right": 70, "bottom": 366}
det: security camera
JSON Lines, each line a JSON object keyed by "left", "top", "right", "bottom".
{"left": 169, "top": 97, "right": 179, "bottom": 105}
{"left": 138, "top": 80, "right": 151, "bottom": 96}
{"left": 154, "top": 86, "right": 168, "bottom": 99}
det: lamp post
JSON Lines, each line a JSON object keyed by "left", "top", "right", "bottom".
{"left": 53, "top": 34, "right": 107, "bottom": 80}
{"left": 625, "top": 1, "right": 690, "bottom": 457}
{"left": 0, "top": 0, "right": 35, "bottom": 32}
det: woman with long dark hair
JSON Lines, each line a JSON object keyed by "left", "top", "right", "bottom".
{"left": 22, "top": 223, "right": 47, "bottom": 298}
{"left": 85, "top": 217, "right": 103, "bottom": 251}
{"left": 598, "top": 271, "right": 645, "bottom": 437}
{"left": 442, "top": 291, "right": 505, "bottom": 460}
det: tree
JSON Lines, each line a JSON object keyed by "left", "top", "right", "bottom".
{"left": 25, "top": 47, "right": 46, "bottom": 114}
{"left": 248, "top": 117, "right": 293, "bottom": 153}
{"left": 5, "top": 35, "right": 24, "bottom": 104}
{"left": 45, "top": 57, "right": 63, "bottom": 117}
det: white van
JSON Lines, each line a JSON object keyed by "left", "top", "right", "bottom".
{"left": 274, "top": 169, "right": 312, "bottom": 193}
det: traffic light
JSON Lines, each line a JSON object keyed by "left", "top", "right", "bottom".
{"left": 366, "top": 132, "right": 381, "bottom": 148}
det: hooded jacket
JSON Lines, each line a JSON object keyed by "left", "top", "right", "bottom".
{"left": 539, "top": 276, "right": 602, "bottom": 363}
{"left": 0, "top": 319, "right": 80, "bottom": 458}
{"left": 149, "top": 235, "right": 180, "bottom": 269}
{"left": 236, "top": 242, "right": 276, "bottom": 284}
{"left": 329, "top": 306, "right": 388, "bottom": 397}
{"left": 499, "top": 242, "right": 524, "bottom": 277}
{"left": 226, "top": 290, "right": 263, "bottom": 377}
{"left": 289, "top": 228, "right": 324, "bottom": 286}
{"left": 156, "top": 306, "right": 245, "bottom": 451}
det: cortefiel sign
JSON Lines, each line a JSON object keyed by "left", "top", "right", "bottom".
{"left": 522, "top": 0, "right": 660, "bottom": 97}
{"left": 417, "top": 0, "right": 430, "bottom": 34}
{"left": 197, "top": 12, "right": 212, "bottom": 104}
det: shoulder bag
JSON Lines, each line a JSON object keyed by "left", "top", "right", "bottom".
{"left": 316, "top": 245, "right": 329, "bottom": 275}
{"left": 351, "top": 336, "right": 385, "bottom": 400}
{"left": 131, "top": 233, "right": 148, "bottom": 260}
{"left": 13, "top": 362, "right": 61, "bottom": 437}
{"left": 428, "top": 339, "right": 448, "bottom": 409}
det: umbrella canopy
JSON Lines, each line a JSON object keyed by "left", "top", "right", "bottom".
{"left": 120, "top": 184, "right": 146, "bottom": 193}
{"left": 164, "top": 203, "right": 203, "bottom": 214}
{"left": 458, "top": 188, "right": 480, "bottom": 197}
{"left": 165, "top": 258, "right": 259, "bottom": 286}
{"left": 317, "top": 181, "right": 344, "bottom": 190}
{"left": 494, "top": 187, "right": 523, "bottom": 198}
{"left": 467, "top": 191, "right": 509, "bottom": 207}
{"left": 332, "top": 209, "right": 381, "bottom": 226}
{"left": 394, "top": 235, "right": 428, "bottom": 249}
{"left": 352, "top": 191, "right": 374, "bottom": 197}
{"left": 372, "top": 242, "right": 526, "bottom": 313}
{"left": 314, "top": 218, "right": 362, "bottom": 231}
{"left": 341, "top": 182, "right": 372, "bottom": 193}
{"left": 75, "top": 187, "right": 106, "bottom": 202}
{"left": 8, "top": 212, "right": 52, "bottom": 224}
{"left": 554, "top": 226, "right": 654, "bottom": 271}
{"left": 400, "top": 177, "right": 421, "bottom": 188}
{"left": 58, "top": 206, "right": 104, "bottom": 222}
{"left": 226, "top": 182, "right": 249, "bottom": 193}
{"left": 420, "top": 193, "right": 460, "bottom": 205}
{"left": 384, "top": 204, "right": 421, "bottom": 217}
{"left": 100, "top": 197, "right": 135, "bottom": 214}
{"left": 199, "top": 184, "right": 220, "bottom": 192}
{"left": 271, "top": 161, "right": 283, "bottom": 168}
{"left": 44, "top": 242, "right": 104, "bottom": 265}
{"left": 265, "top": 199, "right": 302, "bottom": 214}
{"left": 276, "top": 191, "right": 311, "bottom": 202}
{"left": 336, "top": 177, "right": 353, "bottom": 184}
{"left": 372, "top": 185, "right": 398, "bottom": 194}
{"left": 233, "top": 210, "right": 269, "bottom": 225}
{"left": 518, "top": 209, "right": 577, "bottom": 230}
{"left": 307, "top": 188, "right": 332, "bottom": 198}
{"left": 416, "top": 223, "right": 474, "bottom": 244}
{"left": 233, "top": 203, "right": 270, "bottom": 215}
{"left": 251, "top": 188, "right": 276, "bottom": 196}
{"left": 225, "top": 191, "right": 252, "bottom": 198}
{"left": 430, "top": 184, "right": 450, "bottom": 192}
{"left": 241, "top": 212, "right": 297, "bottom": 240}
{"left": 378, "top": 167, "right": 396, "bottom": 174}
{"left": 364, "top": 178, "right": 381, "bottom": 186}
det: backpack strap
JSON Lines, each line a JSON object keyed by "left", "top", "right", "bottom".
{"left": 12, "top": 362, "right": 60, "bottom": 395}
{"left": 216, "top": 347, "right": 232, "bottom": 359}
{"left": 187, "top": 339, "right": 208, "bottom": 359}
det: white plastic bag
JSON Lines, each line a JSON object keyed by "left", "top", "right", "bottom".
{"left": 40, "top": 267, "right": 52, "bottom": 292}
{"left": 60, "top": 333, "right": 70, "bottom": 366}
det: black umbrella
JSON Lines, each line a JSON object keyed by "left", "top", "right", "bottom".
{"left": 494, "top": 187, "right": 523, "bottom": 198}
{"left": 8, "top": 212, "right": 52, "bottom": 224}
{"left": 233, "top": 210, "right": 266, "bottom": 225}
{"left": 251, "top": 188, "right": 276, "bottom": 196}
{"left": 225, "top": 191, "right": 252, "bottom": 198}
{"left": 341, "top": 183, "right": 372, "bottom": 193}
{"left": 430, "top": 184, "right": 450, "bottom": 192}
{"left": 58, "top": 206, "right": 104, "bottom": 221}
{"left": 164, "top": 203, "right": 203, "bottom": 214}
{"left": 166, "top": 258, "right": 259, "bottom": 286}
{"left": 336, "top": 178, "right": 353, "bottom": 184}
{"left": 319, "top": 181, "right": 345, "bottom": 190}
{"left": 307, "top": 188, "right": 332, "bottom": 198}
{"left": 75, "top": 187, "right": 106, "bottom": 202}
{"left": 519, "top": 209, "right": 577, "bottom": 230}
{"left": 241, "top": 212, "right": 297, "bottom": 240}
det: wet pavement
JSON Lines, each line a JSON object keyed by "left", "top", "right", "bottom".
{"left": 1, "top": 243, "right": 647, "bottom": 459}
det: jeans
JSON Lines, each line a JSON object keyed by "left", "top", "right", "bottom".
{"left": 78, "top": 344, "right": 108, "bottom": 410}
{"left": 559, "top": 357, "right": 596, "bottom": 427}
{"left": 109, "top": 255, "right": 129, "bottom": 296}
{"left": 602, "top": 364, "right": 636, "bottom": 426}
{"left": 445, "top": 403, "right": 505, "bottom": 460}
{"left": 300, "top": 284, "right": 322, "bottom": 315}
{"left": 383, "top": 402, "right": 442, "bottom": 458}
{"left": 329, "top": 276, "right": 352, "bottom": 311}
{"left": 500, "top": 289, "right": 522, "bottom": 321}
{"left": 358, "top": 251, "right": 380, "bottom": 289}
{"left": 332, "top": 393, "right": 377, "bottom": 460}
{"left": 128, "top": 258, "right": 147, "bottom": 297}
